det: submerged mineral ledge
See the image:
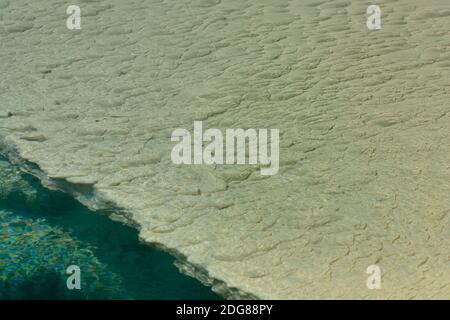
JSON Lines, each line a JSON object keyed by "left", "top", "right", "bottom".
{"left": 0, "top": 0, "right": 449, "bottom": 299}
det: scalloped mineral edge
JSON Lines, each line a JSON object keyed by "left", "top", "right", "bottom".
{"left": 0, "top": 0, "right": 449, "bottom": 299}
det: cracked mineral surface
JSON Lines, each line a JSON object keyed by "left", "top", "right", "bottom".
{"left": 0, "top": 0, "right": 449, "bottom": 299}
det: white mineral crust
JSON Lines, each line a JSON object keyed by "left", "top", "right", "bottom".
{"left": 0, "top": 0, "right": 449, "bottom": 298}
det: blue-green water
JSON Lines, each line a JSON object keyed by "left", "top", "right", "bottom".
{"left": 0, "top": 156, "right": 220, "bottom": 299}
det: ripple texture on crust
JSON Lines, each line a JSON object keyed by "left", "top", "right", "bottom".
{"left": 0, "top": 0, "right": 449, "bottom": 299}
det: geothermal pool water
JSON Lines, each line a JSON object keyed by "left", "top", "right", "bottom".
{"left": 0, "top": 157, "right": 219, "bottom": 299}
{"left": 0, "top": 0, "right": 449, "bottom": 300}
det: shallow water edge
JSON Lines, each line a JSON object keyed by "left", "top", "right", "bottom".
{"left": 0, "top": 143, "right": 225, "bottom": 299}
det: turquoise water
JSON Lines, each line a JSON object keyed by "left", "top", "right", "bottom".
{"left": 0, "top": 156, "right": 220, "bottom": 300}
